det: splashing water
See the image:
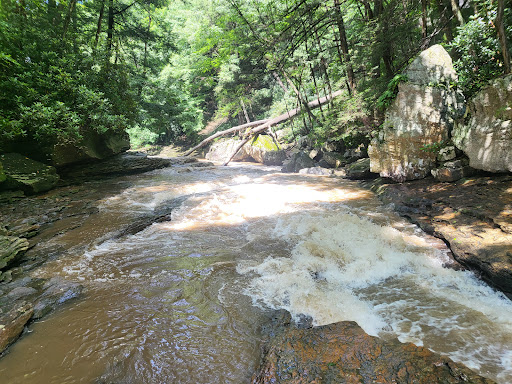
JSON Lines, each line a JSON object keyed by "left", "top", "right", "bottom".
{"left": 0, "top": 163, "right": 510, "bottom": 383}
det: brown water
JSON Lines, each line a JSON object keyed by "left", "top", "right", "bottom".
{"left": 0, "top": 162, "right": 511, "bottom": 383}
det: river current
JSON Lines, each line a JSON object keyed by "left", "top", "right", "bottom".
{"left": 0, "top": 162, "right": 511, "bottom": 383}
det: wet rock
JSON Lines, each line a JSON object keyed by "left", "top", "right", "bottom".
{"left": 346, "top": 158, "right": 375, "bottom": 180}
{"left": 0, "top": 153, "right": 59, "bottom": 194}
{"left": 32, "top": 277, "right": 83, "bottom": 319}
{"left": 281, "top": 151, "right": 316, "bottom": 173}
{"left": 453, "top": 74, "right": 512, "bottom": 173}
{"left": 252, "top": 321, "right": 495, "bottom": 384}
{"left": 6, "top": 286, "right": 37, "bottom": 301}
{"left": 298, "top": 167, "right": 333, "bottom": 176}
{"left": 0, "top": 301, "right": 34, "bottom": 354}
{"left": 363, "top": 176, "right": 512, "bottom": 298}
{"left": 368, "top": 45, "right": 466, "bottom": 182}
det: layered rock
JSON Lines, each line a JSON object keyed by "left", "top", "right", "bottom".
{"left": 0, "top": 236, "right": 29, "bottom": 282}
{"left": 252, "top": 321, "right": 495, "bottom": 384}
{"left": 369, "top": 45, "right": 465, "bottom": 182}
{"left": 0, "top": 153, "right": 59, "bottom": 194}
{"left": 453, "top": 75, "right": 512, "bottom": 173}
{"left": 49, "top": 129, "right": 130, "bottom": 167}
{"left": 0, "top": 302, "right": 34, "bottom": 353}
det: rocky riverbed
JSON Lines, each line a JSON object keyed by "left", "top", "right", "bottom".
{"left": 0, "top": 153, "right": 510, "bottom": 383}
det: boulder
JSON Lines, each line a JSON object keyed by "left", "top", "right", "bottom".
{"left": 368, "top": 45, "right": 465, "bottom": 182}
{"left": 0, "top": 302, "right": 34, "bottom": 354}
{"left": 252, "top": 321, "right": 495, "bottom": 384}
{"left": 281, "top": 151, "right": 317, "bottom": 173}
{"left": 206, "top": 138, "right": 251, "bottom": 163}
{"left": 246, "top": 135, "right": 286, "bottom": 165}
{"left": 0, "top": 153, "right": 59, "bottom": 194}
{"left": 453, "top": 75, "right": 512, "bottom": 173}
{"left": 50, "top": 129, "right": 130, "bottom": 167}
{"left": 320, "top": 151, "right": 344, "bottom": 168}
{"left": 346, "top": 158, "right": 375, "bottom": 179}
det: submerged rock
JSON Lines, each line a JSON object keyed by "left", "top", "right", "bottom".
{"left": 252, "top": 321, "right": 495, "bottom": 384}
{"left": 453, "top": 75, "right": 512, "bottom": 173}
{"left": 0, "top": 153, "right": 59, "bottom": 194}
{"left": 32, "top": 277, "right": 83, "bottom": 319}
{"left": 298, "top": 166, "right": 333, "bottom": 176}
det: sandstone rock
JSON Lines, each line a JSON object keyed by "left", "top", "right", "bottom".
{"left": 0, "top": 153, "right": 60, "bottom": 194}
{"left": 32, "top": 277, "right": 83, "bottom": 319}
{"left": 368, "top": 45, "right": 465, "bottom": 182}
{"left": 281, "top": 151, "right": 317, "bottom": 173}
{"left": 346, "top": 158, "right": 375, "bottom": 180}
{"left": 6, "top": 286, "right": 37, "bottom": 301}
{"left": 246, "top": 136, "right": 286, "bottom": 165}
{"left": 0, "top": 236, "right": 29, "bottom": 282}
{"left": 298, "top": 167, "right": 333, "bottom": 176}
{"left": 405, "top": 44, "right": 458, "bottom": 86}
{"left": 252, "top": 321, "right": 495, "bottom": 384}
{"left": 453, "top": 75, "right": 512, "bottom": 173}
{"left": 50, "top": 129, "right": 130, "bottom": 167}
{"left": 0, "top": 302, "right": 34, "bottom": 354}
{"left": 206, "top": 138, "right": 251, "bottom": 163}
{"left": 59, "top": 152, "right": 171, "bottom": 181}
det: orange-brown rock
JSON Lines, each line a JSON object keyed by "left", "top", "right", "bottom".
{"left": 0, "top": 301, "right": 33, "bottom": 354}
{"left": 252, "top": 321, "right": 495, "bottom": 384}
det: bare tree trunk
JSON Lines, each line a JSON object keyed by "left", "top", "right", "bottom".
{"left": 240, "top": 99, "right": 251, "bottom": 123}
{"left": 496, "top": 0, "right": 511, "bottom": 73}
{"left": 333, "top": 0, "right": 356, "bottom": 95}
{"left": 107, "top": 0, "right": 114, "bottom": 56}
{"left": 450, "top": 0, "right": 464, "bottom": 26}
{"left": 94, "top": 0, "right": 105, "bottom": 51}
{"left": 421, "top": 0, "right": 428, "bottom": 40}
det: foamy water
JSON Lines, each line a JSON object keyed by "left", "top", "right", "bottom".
{"left": 3, "top": 162, "right": 509, "bottom": 383}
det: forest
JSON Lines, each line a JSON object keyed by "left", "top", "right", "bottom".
{"left": 0, "top": 0, "right": 510, "bottom": 158}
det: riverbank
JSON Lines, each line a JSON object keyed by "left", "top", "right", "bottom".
{"left": 362, "top": 174, "right": 512, "bottom": 300}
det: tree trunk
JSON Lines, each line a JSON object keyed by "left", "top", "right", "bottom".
{"left": 107, "top": 0, "right": 114, "bottom": 56}
{"left": 62, "top": 0, "right": 77, "bottom": 39}
{"left": 450, "top": 0, "right": 464, "bottom": 26}
{"left": 333, "top": 0, "right": 356, "bottom": 95}
{"left": 421, "top": 0, "right": 428, "bottom": 40}
{"left": 495, "top": 0, "right": 511, "bottom": 73}
{"left": 94, "top": 0, "right": 105, "bottom": 51}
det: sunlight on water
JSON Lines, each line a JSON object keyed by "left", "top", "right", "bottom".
{"left": 1, "top": 162, "right": 510, "bottom": 383}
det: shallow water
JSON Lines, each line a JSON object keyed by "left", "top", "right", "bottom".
{"left": 0, "top": 162, "right": 511, "bottom": 383}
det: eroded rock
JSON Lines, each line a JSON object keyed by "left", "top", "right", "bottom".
{"left": 32, "top": 277, "right": 83, "bottom": 319}
{"left": 252, "top": 321, "right": 495, "bottom": 384}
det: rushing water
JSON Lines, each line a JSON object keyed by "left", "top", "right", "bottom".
{"left": 0, "top": 162, "right": 511, "bottom": 383}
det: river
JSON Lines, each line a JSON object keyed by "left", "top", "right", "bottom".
{"left": 0, "top": 162, "right": 511, "bottom": 383}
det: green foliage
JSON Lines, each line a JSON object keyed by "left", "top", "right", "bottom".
{"left": 376, "top": 74, "right": 408, "bottom": 110}
{"left": 420, "top": 140, "right": 448, "bottom": 154}
{"left": 450, "top": 13, "right": 503, "bottom": 96}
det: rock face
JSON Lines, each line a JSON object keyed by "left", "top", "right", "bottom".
{"left": 206, "top": 136, "right": 286, "bottom": 165}
{"left": 346, "top": 158, "right": 375, "bottom": 179}
{"left": 0, "top": 153, "right": 60, "bottom": 194}
{"left": 252, "top": 321, "right": 495, "bottom": 384}
{"left": 453, "top": 75, "right": 512, "bottom": 173}
{"left": 369, "top": 45, "right": 465, "bottom": 182}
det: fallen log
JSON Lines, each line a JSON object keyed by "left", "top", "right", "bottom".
{"left": 184, "top": 119, "right": 270, "bottom": 157}
{"left": 223, "top": 90, "right": 343, "bottom": 165}
{"left": 185, "top": 90, "right": 343, "bottom": 159}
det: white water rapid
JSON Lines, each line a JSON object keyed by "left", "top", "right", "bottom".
{"left": 0, "top": 162, "right": 510, "bottom": 383}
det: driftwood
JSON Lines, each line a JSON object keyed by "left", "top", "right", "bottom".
{"left": 186, "top": 90, "right": 343, "bottom": 164}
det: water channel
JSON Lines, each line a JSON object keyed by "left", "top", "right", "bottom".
{"left": 0, "top": 162, "right": 511, "bottom": 383}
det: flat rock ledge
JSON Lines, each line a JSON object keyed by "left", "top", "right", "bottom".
{"left": 252, "top": 320, "right": 495, "bottom": 384}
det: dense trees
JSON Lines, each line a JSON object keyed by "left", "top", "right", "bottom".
{"left": 0, "top": 0, "right": 510, "bottom": 155}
